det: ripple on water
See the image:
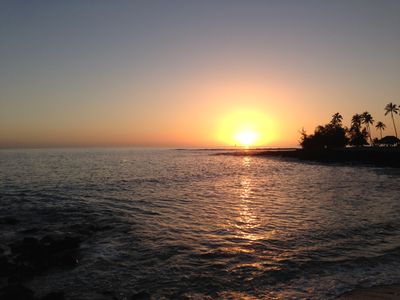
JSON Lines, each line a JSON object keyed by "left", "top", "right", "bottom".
{"left": 1, "top": 149, "right": 400, "bottom": 299}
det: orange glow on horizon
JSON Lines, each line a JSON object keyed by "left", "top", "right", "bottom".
{"left": 215, "top": 109, "right": 277, "bottom": 147}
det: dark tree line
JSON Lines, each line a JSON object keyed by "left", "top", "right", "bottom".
{"left": 300, "top": 103, "right": 400, "bottom": 149}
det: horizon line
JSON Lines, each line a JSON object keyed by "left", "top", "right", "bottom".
{"left": 0, "top": 145, "right": 299, "bottom": 150}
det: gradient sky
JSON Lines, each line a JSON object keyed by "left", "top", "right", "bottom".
{"left": 1, "top": 0, "right": 400, "bottom": 147}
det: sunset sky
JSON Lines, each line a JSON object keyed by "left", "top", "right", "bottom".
{"left": 1, "top": 1, "right": 400, "bottom": 148}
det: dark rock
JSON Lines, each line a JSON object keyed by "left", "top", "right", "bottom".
{"left": 0, "top": 255, "right": 13, "bottom": 276}
{"left": 0, "top": 217, "right": 19, "bottom": 225}
{"left": 0, "top": 284, "right": 34, "bottom": 300}
{"left": 10, "top": 237, "right": 40, "bottom": 257}
{"left": 20, "top": 228, "right": 40, "bottom": 234}
{"left": 100, "top": 290, "right": 119, "bottom": 300}
{"left": 8, "top": 234, "right": 82, "bottom": 278}
{"left": 39, "top": 291, "right": 65, "bottom": 300}
{"left": 130, "top": 291, "right": 151, "bottom": 300}
{"left": 45, "top": 235, "right": 81, "bottom": 267}
{"left": 40, "top": 235, "right": 81, "bottom": 252}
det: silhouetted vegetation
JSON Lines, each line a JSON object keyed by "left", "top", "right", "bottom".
{"left": 361, "top": 111, "right": 374, "bottom": 144}
{"left": 385, "top": 102, "right": 399, "bottom": 138}
{"left": 348, "top": 113, "right": 368, "bottom": 147}
{"left": 375, "top": 121, "right": 386, "bottom": 139}
{"left": 300, "top": 102, "right": 400, "bottom": 150}
{"left": 300, "top": 113, "right": 348, "bottom": 150}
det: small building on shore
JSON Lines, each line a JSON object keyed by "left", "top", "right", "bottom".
{"left": 375, "top": 136, "right": 400, "bottom": 147}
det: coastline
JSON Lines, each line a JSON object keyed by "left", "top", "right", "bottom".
{"left": 337, "top": 284, "right": 400, "bottom": 299}
{"left": 216, "top": 147, "right": 400, "bottom": 167}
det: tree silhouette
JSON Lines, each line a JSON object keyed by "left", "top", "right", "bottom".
{"left": 331, "top": 112, "right": 343, "bottom": 126}
{"left": 348, "top": 113, "right": 368, "bottom": 147}
{"left": 375, "top": 121, "right": 386, "bottom": 139}
{"left": 361, "top": 111, "right": 374, "bottom": 144}
{"left": 384, "top": 102, "right": 399, "bottom": 138}
{"left": 351, "top": 114, "right": 362, "bottom": 132}
{"left": 300, "top": 113, "right": 348, "bottom": 149}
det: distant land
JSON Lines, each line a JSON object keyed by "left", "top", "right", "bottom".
{"left": 217, "top": 147, "right": 400, "bottom": 167}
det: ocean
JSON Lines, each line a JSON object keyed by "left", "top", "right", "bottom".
{"left": 1, "top": 148, "right": 400, "bottom": 299}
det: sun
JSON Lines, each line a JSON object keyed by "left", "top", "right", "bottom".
{"left": 235, "top": 130, "right": 258, "bottom": 148}
{"left": 216, "top": 109, "right": 276, "bottom": 148}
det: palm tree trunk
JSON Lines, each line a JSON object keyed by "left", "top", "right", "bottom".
{"left": 367, "top": 124, "right": 372, "bottom": 144}
{"left": 391, "top": 111, "right": 398, "bottom": 138}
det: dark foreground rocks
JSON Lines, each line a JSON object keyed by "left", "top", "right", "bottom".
{"left": 130, "top": 291, "right": 151, "bottom": 300}
{"left": 0, "top": 234, "right": 79, "bottom": 300}
{"left": 0, "top": 283, "right": 65, "bottom": 300}
{"left": 6, "top": 234, "right": 81, "bottom": 281}
{"left": 0, "top": 203, "right": 120, "bottom": 299}
{"left": 0, "top": 217, "right": 121, "bottom": 299}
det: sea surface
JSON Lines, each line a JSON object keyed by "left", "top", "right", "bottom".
{"left": 1, "top": 148, "right": 400, "bottom": 299}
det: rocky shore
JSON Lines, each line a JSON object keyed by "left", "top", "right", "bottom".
{"left": 0, "top": 215, "right": 112, "bottom": 300}
{"left": 218, "top": 147, "right": 400, "bottom": 167}
{"left": 0, "top": 231, "right": 79, "bottom": 299}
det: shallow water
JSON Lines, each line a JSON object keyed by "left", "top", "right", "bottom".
{"left": 1, "top": 148, "right": 400, "bottom": 299}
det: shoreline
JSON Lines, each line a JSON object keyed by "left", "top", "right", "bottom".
{"left": 216, "top": 147, "right": 400, "bottom": 167}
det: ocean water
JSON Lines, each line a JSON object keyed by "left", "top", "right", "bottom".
{"left": 1, "top": 148, "right": 400, "bottom": 299}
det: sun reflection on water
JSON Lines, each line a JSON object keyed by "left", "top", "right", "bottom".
{"left": 235, "top": 157, "right": 261, "bottom": 241}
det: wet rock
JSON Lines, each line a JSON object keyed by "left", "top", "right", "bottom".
{"left": 41, "top": 235, "right": 81, "bottom": 253}
{"left": 0, "top": 255, "right": 12, "bottom": 276}
{"left": 20, "top": 227, "right": 40, "bottom": 234}
{"left": 1, "top": 229, "right": 85, "bottom": 300}
{"left": 0, "top": 283, "right": 34, "bottom": 300}
{"left": 130, "top": 291, "right": 151, "bottom": 300}
{"left": 39, "top": 291, "right": 65, "bottom": 300}
{"left": 8, "top": 234, "right": 81, "bottom": 277}
{"left": 0, "top": 283, "right": 64, "bottom": 300}
{"left": 0, "top": 216, "right": 19, "bottom": 225}
{"left": 10, "top": 237, "right": 40, "bottom": 256}
{"left": 44, "top": 235, "right": 81, "bottom": 266}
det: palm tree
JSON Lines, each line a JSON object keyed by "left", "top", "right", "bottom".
{"left": 349, "top": 113, "right": 368, "bottom": 147}
{"left": 375, "top": 121, "right": 386, "bottom": 139}
{"left": 384, "top": 102, "right": 399, "bottom": 138}
{"left": 361, "top": 111, "right": 374, "bottom": 144}
{"left": 331, "top": 112, "right": 343, "bottom": 126}
{"left": 351, "top": 114, "right": 362, "bottom": 131}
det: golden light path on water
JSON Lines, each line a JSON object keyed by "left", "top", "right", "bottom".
{"left": 220, "top": 156, "right": 279, "bottom": 299}
{"left": 224, "top": 156, "right": 277, "bottom": 253}
{"left": 237, "top": 157, "right": 260, "bottom": 241}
